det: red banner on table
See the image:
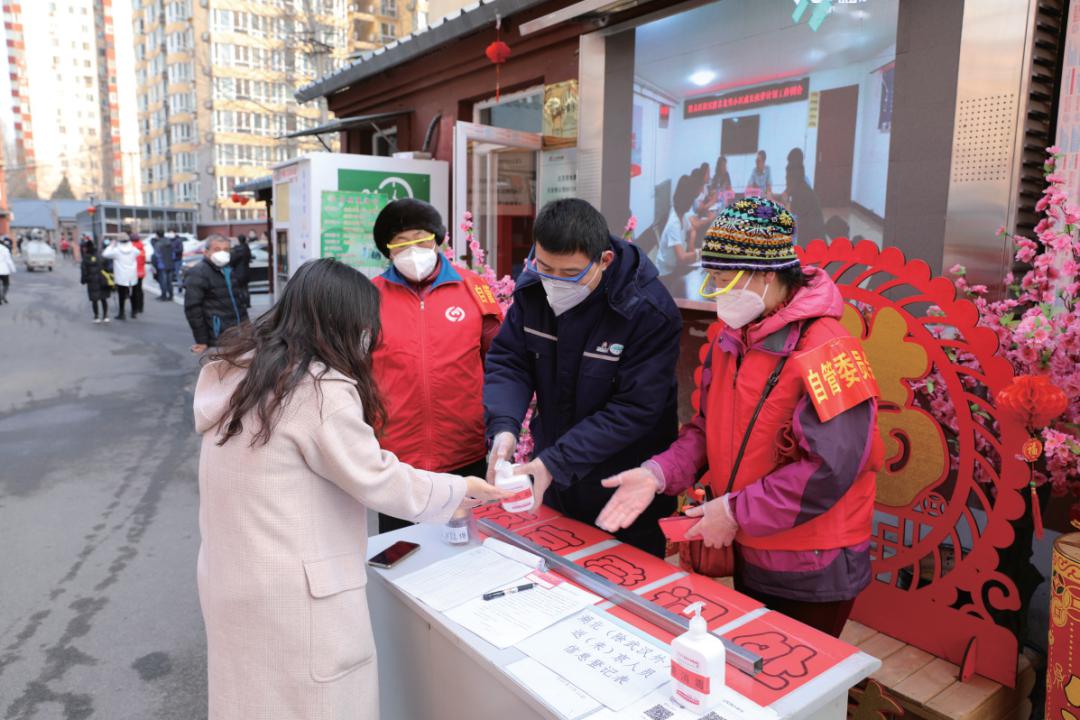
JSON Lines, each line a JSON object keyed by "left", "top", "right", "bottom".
{"left": 577, "top": 544, "right": 679, "bottom": 591}
{"left": 522, "top": 516, "right": 611, "bottom": 556}
{"left": 722, "top": 611, "right": 859, "bottom": 707}
{"left": 473, "top": 502, "right": 558, "bottom": 533}
{"left": 791, "top": 335, "right": 879, "bottom": 422}
{"left": 643, "top": 575, "right": 763, "bottom": 631}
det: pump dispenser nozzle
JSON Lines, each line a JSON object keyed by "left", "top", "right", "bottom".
{"left": 683, "top": 601, "right": 707, "bottom": 634}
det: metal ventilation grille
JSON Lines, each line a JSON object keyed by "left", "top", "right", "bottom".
{"left": 1016, "top": 0, "right": 1066, "bottom": 236}
{"left": 951, "top": 94, "right": 1017, "bottom": 183}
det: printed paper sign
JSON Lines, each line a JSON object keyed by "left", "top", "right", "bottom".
{"left": 517, "top": 610, "right": 671, "bottom": 711}
{"left": 792, "top": 335, "right": 879, "bottom": 422}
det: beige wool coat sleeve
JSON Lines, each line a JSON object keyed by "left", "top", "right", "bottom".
{"left": 194, "top": 361, "right": 467, "bottom": 720}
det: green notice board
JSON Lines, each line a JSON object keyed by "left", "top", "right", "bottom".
{"left": 320, "top": 190, "right": 388, "bottom": 277}
{"left": 338, "top": 169, "right": 431, "bottom": 202}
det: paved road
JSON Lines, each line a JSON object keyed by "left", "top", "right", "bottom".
{"left": 0, "top": 261, "right": 208, "bottom": 719}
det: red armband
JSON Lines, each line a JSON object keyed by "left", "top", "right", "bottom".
{"left": 792, "top": 336, "right": 879, "bottom": 422}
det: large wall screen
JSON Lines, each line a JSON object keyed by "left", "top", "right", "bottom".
{"left": 628, "top": 0, "right": 899, "bottom": 308}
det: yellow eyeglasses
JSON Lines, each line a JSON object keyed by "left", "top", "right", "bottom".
{"left": 699, "top": 270, "right": 745, "bottom": 299}
{"left": 386, "top": 233, "right": 436, "bottom": 250}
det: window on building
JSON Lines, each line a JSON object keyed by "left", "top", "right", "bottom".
{"left": 174, "top": 152, "right": 195, "bottom": 172}
{"left": 380, "top": 0, "right": 396, "bottom": 17}
{"left": 380, "top": 22, "right": 395, "bottom": 42}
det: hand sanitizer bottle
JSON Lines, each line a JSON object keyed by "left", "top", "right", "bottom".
{"left": 670, "top": 602, "right": 726, "bottom": 711}
{"left": 494, "top": 460, "right": 534, "bottom": 513}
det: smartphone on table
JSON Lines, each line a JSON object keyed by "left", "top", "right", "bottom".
{"left": 367, "top": 541, "right": 421, "bottom": 569}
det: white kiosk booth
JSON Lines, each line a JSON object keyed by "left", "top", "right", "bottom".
{"left": 269, "top": 152, "right": 449, "bottom": 298}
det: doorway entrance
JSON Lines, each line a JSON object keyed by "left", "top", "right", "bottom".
{"left": 453, "top": 121, "right": 542, "bottom": 279}
{"left": 814, "top": 84, "right": 859, "bottom": 207}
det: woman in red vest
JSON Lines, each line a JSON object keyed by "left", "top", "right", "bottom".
{"left": 370, "top": 199, "right": 504, "bottom": 533}
{"left": 597, "top": 197, "right": 882, "bottom": 636}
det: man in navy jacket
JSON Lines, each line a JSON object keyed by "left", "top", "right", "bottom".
{"left": 484, "top": 199, "right": 681, "bottom": 556}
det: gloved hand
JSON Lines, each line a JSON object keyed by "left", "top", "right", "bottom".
{"left": 512, "top": 457, "right": 553, "bottom": 512}
{"left": 486, "top": 432, "right": 517, "bottom": 482}
{"left": 595, "top": 466, "right": 663, "bottom": 533}
{"left": 684, "top": 494, "right": 738, "bottom": 549}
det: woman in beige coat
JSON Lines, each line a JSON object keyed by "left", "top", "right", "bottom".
{"left": 194, "top": 258, "right": 507, "bottom": 719}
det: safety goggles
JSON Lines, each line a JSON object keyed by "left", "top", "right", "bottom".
{"left": 523, "top": 247, "right": 595, "bottom": 283}
{"left": 386, "top": 233, "right": 436, "bottom": 250}
{"left": 698, "top": 270, "right": 747, "bottom": 299}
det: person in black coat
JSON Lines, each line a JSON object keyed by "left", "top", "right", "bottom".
{"left": 152, "top": 231, "right": 176, "bottom": 300}
{"left": 484, "top": 199, "right": 682, "bottom": 557}
{"left": 230, "top": 233, "right": 253, "bottom": 308}
{"left": 79, "top": 237, "right": 112, "bottom": 323}
{"left": 184, "top": 235, "right": 249, "bottom": 353}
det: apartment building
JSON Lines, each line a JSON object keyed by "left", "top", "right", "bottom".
{"left": 348, "top": 0, "right": 417, "bottom": 55}
{"left": 133, "top": 0, "right": 352, "bottom": 221}
{"left": 1, "top": 0, "right": 140, "bottom": 201}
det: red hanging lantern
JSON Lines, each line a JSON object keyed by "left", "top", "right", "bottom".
{"left": 238, "top": 195, "right": 250, "bottom": 206}
{"left": 485, "top": 40, "right": 511, "bottom": 64}
{"left": 995, "top": 374, "right": 1069, "bottom": 539}
{"left": 86, "top": 206, "right": 96, "bottom": 216}
{"left": 230, "top": 192, "right": 242, "bottom": 204}
{"left": 485, "top": 15, "right": 511, "bottom": 101}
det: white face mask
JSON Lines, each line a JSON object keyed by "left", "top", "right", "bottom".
{"left": 714, "top": 273, "right": 769, "bottom": 329}
{"left": 541, "top": 265, "right": 599, "bottom": 317}
{"left": 393, "top": 246, "right": 438, "bottom": 282}
{"left": 210, "top": 250, "right": 231, "bottom": 268}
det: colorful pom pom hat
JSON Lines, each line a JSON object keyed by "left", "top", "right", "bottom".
{"left": 701, "top": 197, "right": 800, "bottom": 272}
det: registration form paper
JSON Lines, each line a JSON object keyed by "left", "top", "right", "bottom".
{"left": 391, "top": 546, "right": 532, "bottom": 612}
{"left": 444, "top": 578, "right": 601, "bottom": 649}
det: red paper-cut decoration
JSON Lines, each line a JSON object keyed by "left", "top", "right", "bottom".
{"left": 690, "top": 238, "right": 1030, "bottom": 687}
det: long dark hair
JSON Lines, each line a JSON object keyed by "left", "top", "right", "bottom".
{"left": 207, "top": 258, "right": 385, "bottom": 446}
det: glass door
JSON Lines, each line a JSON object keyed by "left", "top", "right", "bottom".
{"left": 453, "top": 121, "right": 543, "bottom": 278}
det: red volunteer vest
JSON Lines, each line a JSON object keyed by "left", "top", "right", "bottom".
{"left": 704, "top": 317, "right": 881, "bottom": 552}
{"left": 372, "top": 263, "right": 501, "bottom": 473}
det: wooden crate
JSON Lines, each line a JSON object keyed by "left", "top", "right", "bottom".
{"left": 841, "top": 621, "right": 1035, "bottom": 720}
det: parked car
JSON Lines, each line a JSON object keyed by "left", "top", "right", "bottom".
{"left": 24, "top": 239, "right": 56, "bottom": 271}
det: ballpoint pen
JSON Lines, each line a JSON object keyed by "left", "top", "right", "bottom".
{"left": 482, "top": 583, "right": 536, "bottom": 601}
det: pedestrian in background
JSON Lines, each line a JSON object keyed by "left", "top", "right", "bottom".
{"left": 369, "top": 199, "right": 504, "bottom": 533}
{"left": 153, "top": 231, "right": 176, "bottom": 301}
{"left": 130, "top": 233, "right": 152, "bottom": 318}
{"left": 80, "top": 237, "right": 112, "bottom": 323}
{"left": 102, "top": 234, "right": 139, "bottom": 321}
{"left": 184, "top": 234, "right": 248, "bottom": 354}
{"left": 230, "top": 233, "right": 252, "bottom": 309}
{"left": 171, "top": 232, "right": 184, "bottom": 280}
{"left": 193, "top": 258, "right": 507, "bottom": 720}
{"left": 0, "top": 238, "right": 15, "bottom": 305}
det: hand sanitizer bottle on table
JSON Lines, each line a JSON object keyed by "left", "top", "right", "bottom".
{"left": 494, "top": 460, "right": 534, "bottom": 513}
{"left": 670, "top": 601, "right": 726, "bottom": 711}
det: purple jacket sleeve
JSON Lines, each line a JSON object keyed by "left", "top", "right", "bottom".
{"left": 649, "top": 362, "right": 712, "bottom": 496}
{"left": 730, "top": 395, "right": 876, "bottom": 537}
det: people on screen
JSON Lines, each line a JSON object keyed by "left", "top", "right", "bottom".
{"left": 746, "top": 149, "right": 773, "bottom": 198}
{"left": 655, "top": 174, "right": 701, "bottom": 276}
